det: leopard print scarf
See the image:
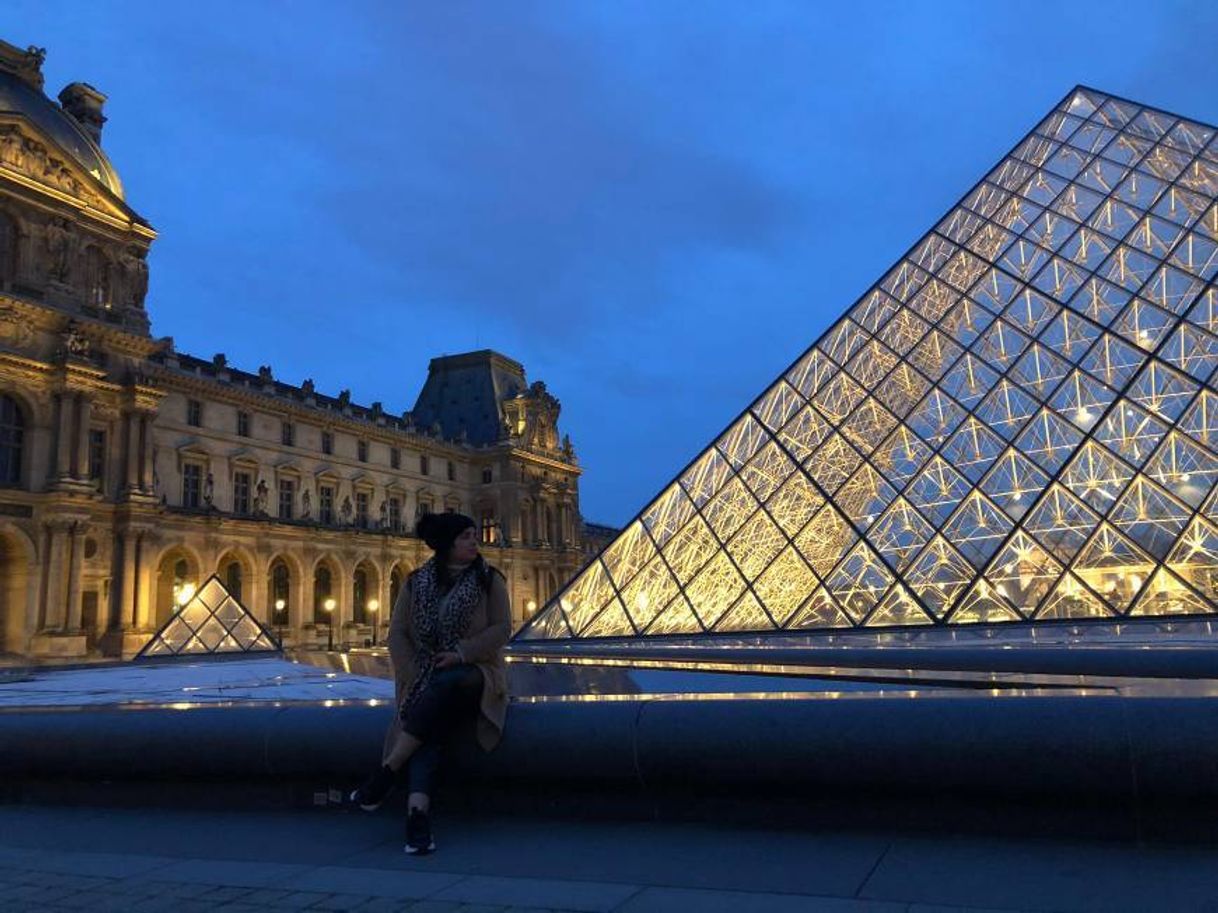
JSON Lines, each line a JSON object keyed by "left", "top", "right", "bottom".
{"left": 400, "top": 558, "right": 482, "bottom": 716}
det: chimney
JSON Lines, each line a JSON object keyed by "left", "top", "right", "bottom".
{"left": 58, "top": 82, "right": 107, "bottom": 145}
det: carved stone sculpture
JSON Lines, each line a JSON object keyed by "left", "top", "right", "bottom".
{"left": 203, "top": 473, "right": 214, "bottom": 508}
{"left": 44, "top": 217, "right": 73, "bottom": 283}
{"left": 254, "top": 479, "right": 269, "bottom": 515}
{"left": 301, "top": 487, "right": 312, "bottom": 519}
{"left": 340, "top": 496, "right": 352, "bottom": 525}
{"left": 121, "top": 246, "right": 148, "bottom": 308}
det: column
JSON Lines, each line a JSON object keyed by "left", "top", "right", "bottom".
{"left": 134, "top": 534, "right": 154, "bottom": 630}
{"left": 116, "top": 531, "right": 138, "bottom": 629}
{"left": 250, "top": 560, "right": 269, "bottom": 623}
{"left": 41, "top": 523, "right": 67, "bottom": 630}
{"left": 340, "top": 567, "right": 355, "bottom": 647}
{"left": 74, "top": 395, "right": 92, "bottom": 480}
{"left": 65, "top": 524, "right": 85, "bottom": 631}
{"left": 54, "top": 394, "right": 73, "bottom": 479}
{"left": 124, "top": 412, "right": 140, "bottom": 492}
{"left": 139, "top": 414, "right": 155, "bottom": 492}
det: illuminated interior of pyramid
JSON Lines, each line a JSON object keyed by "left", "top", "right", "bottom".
{"left": 519, "top": 86, "right": 1218, "bottom": 644}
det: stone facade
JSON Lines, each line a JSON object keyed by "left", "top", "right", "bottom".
{"left": 0, "top": 40, "right": 584, "bottom": 660}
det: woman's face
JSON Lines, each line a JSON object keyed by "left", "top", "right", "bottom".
{"left": 450, "top": 526, "right": 479, "bottom": 564}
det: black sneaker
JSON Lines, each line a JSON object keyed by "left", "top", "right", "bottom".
{"left": 405, "top": 808, "right": 436, "bottom": 855}
{"left": 349, "top": 765, "right": 395, "bottom": 811}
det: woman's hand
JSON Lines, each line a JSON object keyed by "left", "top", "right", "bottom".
{"left": 434, "top": 650, "right": 462, "bottom": 669}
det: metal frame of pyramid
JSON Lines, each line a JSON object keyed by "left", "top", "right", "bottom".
{"left": 136, "top": 574, "right": 281, "bottom": 659}
{"left": 520, "top": 85, "right": 1218, "bottom": 643}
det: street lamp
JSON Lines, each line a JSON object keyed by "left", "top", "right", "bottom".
{"left": 274, "top": 598, "right": 286, "bottom": 644}
{"left": 323, "top": 597, "right": 336, "bottom": 651}
{"left": 367, "top": 599, "right": 379, "bottom": 646}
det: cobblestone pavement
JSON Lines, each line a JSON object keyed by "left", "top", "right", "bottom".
{"left": 3, "top": 803, "right": 1218, "bottom": 912}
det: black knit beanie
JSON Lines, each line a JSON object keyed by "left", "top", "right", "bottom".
{"left": 416, "top": 511, "right": 476, "bottom": 552}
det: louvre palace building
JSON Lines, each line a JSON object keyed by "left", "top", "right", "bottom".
{"left": 0, "top": 40, "right": 588, "bottom": 660}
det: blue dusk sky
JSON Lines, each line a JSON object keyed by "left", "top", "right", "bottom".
{"left": 7, "top": 1, "right": 1218, "bottom": 526}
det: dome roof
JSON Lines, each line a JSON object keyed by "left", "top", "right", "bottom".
{"left": 0, "top": 68, "right": 124, "bottom": 200}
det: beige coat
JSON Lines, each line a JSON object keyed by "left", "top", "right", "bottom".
{"left": 383, "top": 566, "right": 511, "bottom": 758}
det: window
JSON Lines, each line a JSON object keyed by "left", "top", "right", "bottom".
{"left": 278, "top": 478, "right": 295, "bottom": 520}
{"left": 0, "top": 394, "right": 20, "bottom": 487}
{"left": 186, "top": 399, "right": 202, "bottom": 427}
{"left": 481, "top": 467, "right": 493, "bottom": 484}
{"left": 357, "top": 439, "right": 368, "bottom": 462}
{"left": 313, "top": 564, "right": 332, "bottom": 623}
{"left": 0, "top": 213, "right": 15, "bottom": 285}
{"left": 223, "top": 560, "right": 243, "bottom": 601}
{"left": 390, "top": 447, "right": 400, "bottom": 470}
{"left": 353, "top": 567, "right": 368, "bottom": 625}
{"left": 271, "top": 560, "right": 290, "bottom": 619}
{"left": 447, "top": 460, "right": 455, "bottom": 481}
{"left": 420, "top": 454, "right": 430, "bottom": 476}
{"left": 321, "top": 430, "right": 333, "bottom": 455}
{"left": 88, "top": 429, "right": 105, "bottom": 483}
{"left": 481, "top": 511, "right": 498, "bottom": 545}
{"left": 387, "top": 496, "right": 401, "bottom": 531}
{"left": 85, "top": 246, "right": 111, "bottom": 308}
{"left": 417, "top": 497, "right": 434, "bottom": 517}
{"left": 281, "top": 421, "right": 294, "bottom": 447}
{"left": 236, "top": 410, "right": 250, "bottom": 437}
{"left": 182, "top": 463, "right": 202, "bottom": 509}
{"left": 319, "top": 485, "right": 334, "bottom": 525}
{"left": 233, "top": 471, "right": 251, "bottom": 515}
{"left": 355, "top": 491, "right": 369, "bottom": 528}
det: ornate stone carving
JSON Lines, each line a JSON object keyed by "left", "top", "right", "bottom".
{"left": 61, "top": 319, "right": 89, "bottom": 358}
{"left": 120, "top": 245, "right": 148, "bottom": 309}
{"left": 44, "top": 216, "right": 74, "bottom": 283}
{"left": 0, "top": 126, "right": 97, "bottom": 206}
{"left": 0, "top": 303, "right": 33, "bottom": 347}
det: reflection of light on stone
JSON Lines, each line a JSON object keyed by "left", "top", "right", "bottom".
{"left": 174, "top": 582, "right": 196, "bottom": 607}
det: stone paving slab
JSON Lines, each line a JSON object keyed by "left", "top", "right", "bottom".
{"left": 429, "top": 874, "right": 641, "bottom": 911}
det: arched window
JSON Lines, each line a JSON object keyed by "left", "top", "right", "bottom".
{"left": 223, "top": 559, "right": 243, "bottom": 601}
{"left": 313, "top": 564, "right": 333, "bottom": 623}
{"left": 353, "top": 567, "right": 368, "bottom": 625}
{"left": 0, "top": 394, "right": 23, "bottom": 487}
{"left": 85, "top": 246, "right": 111, "bottom": 308}
{"left": 270, "top": 559, "right": 290, "bottom": 620}
{"left": 0, "top": 213, "right": 16, "bottom": 286}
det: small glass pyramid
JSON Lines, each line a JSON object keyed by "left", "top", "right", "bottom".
{"left": 137, "top": 574, "right": 280, "bottom": 658}
{"left": 521, "top": 86, "right": 1218, "bottom": 641}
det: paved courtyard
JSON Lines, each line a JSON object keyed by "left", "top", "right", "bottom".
{"left": 1, "top": 802, "right": 1218, "bottom": 912}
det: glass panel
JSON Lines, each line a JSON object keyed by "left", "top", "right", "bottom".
{"left": 1170, "top": 232, "right": 1218, "bottom": 282}
{"left": 836, "top": 463, "right": 896, "bottom": 531}
{"left": 739, "top": 440, "right": 797, "bottom": 502}
{"left": 680, "top": 447, "right": 732, "bottom": 508}
{"left": 940, "top": 298, "right": 996, "bottom": 346}
{"left": 941, "top": 490, "right": 1014, "bottom": 569}
{"left": 1080, "top": 332, "right": 1146, "bottom": 389}
{"left": 777, "top": 404, "right": 833, "bottom": 463}
{"left": 600, "top": 521, "right": 657, "bottom": 590}
{"left": 715, "top": 413, "right": 769, "bottom": 469}
{"left": 1126, "top": 360, "right": 1199, "bottom": 423}
{"left": 582, "top": 599, "right": 634, "bottom": 638}
{"left": 753, "top": 547, "right": 820, "bottom": 626}
{"left": 555, "top": 561, "right": 617, "bottom": 635}
{"left": 907, "top": 456, "right": 972, "bottom": 527}
{"left": 840, "top": 398, "right": 898, "bottom": 456}
{"left": 786, "top": 348, "right": 837, "bottom": 400}
{"left": 950, "top": 580, "right": 1023, "bottom": 623}
{"left": 1021, "top": 484, "right": 1101, "bottom": 563}
{"left": 813, "top": 372, "right": 867, "bottom": 424}
{"left": 1037, "top": 573, "right": 1112, "bottom": 620}
{"left": 713, "top": 591, "right": 777, "bottom": 633}
{"left": 1144, "top": 431, "right": 1218, "bottom": 508}
{"left": 661, "top": 514, "right": 721, "bottom": 584}
{"left": 701, "top": 475, "right": 759, "bottom": 542}
{"left": 1143, "top": 264, "right": 1206, "bottom": 315}
{"left": 1072, "top": 523, "right": 1155, "bottom": 613}
{"left": 1178, "top": 390, "right": 1218, "bottom": 453}
{"left": 872, "top": 425, "right": 934, "bottom": 488}
{"left": 979, "top": 448, "right": 1050, "bottom": 521}
{"left": 1060, "top": 440, "right": 1133, "bottom": 512}
{"left": 821, "top": 318, "right": 869, "bottom": 365}
{"left": 725, "top": 508, "right": 787, "bottom": 581}
{"left": 1108, "top": 476, "right": 1192, "bottom": 559}
{"left": 1161, "top": 322, "right": 1218, "bottom": 383}
{"left": 866, "top": 498, "right": 934, "bottom": 571}
{"left": 751, "top": 382, "right": 805, "bottom": 435}
{"left": 908, "top": 328, "right": 963, "bottom": 381}
{"left": 764, "top": 470, "right": 824, "bottom": 537}
{"left": 641, "top": 483, "right": 697, "bottom": 549}
{"left": 875, "top": 362, "right": 931, "bottom": 419}
{"left": 683, "top": 551, "right": 746, "bottom": 629}
{"left": 1014, "top": 408, "right": 1084, "bottom": 474}
{"left": 1048, "top": 369, "right": 1115, "bottom": 432}
{"left": 940, "top": 417, "right": 1005, "bottom": 482}
{"left": 1070, "top": 277, "right": 1131, "bottom": 326}
{"left": 906, "top": 536, "right": 976, "bottom": 619}
{"left": 644, "top": 594, "right": 703, "bottom": 636}
{"left": 909, "top": 278, "right": 961, "bottom": 323}
{"left": 1129, "top": 566, "right": 1213, "bottom": 617}
{"left": 1010, "top": 344, "right": 1071, "bottom": 401}
{"left": 877, "top": 307, "right": 930, "bottom": 356}
{"left": 826, "top": 541, "right": 895, "bottom": 623}
{"left": 865, "top": 584, "right": 933, "bottom": 627}
{"left": 809, "top": 433, "right": 863, "bottom": 494}
{"left": 1004, "top": 288, "right": 1059, "bottom": 336}
{"left": 851, "top": 289, "right": 900, "bottom": 333}
{"left": 1153, "top": 185, "right": 1211, "bottom": 228}
{"left": 941, "top": 354, "right": 1000, "bottom": 408}
{"left": 1166, "top": 517, "right": 1218, "bottom": 606}
{"left": 620, "top": 555, "right": 681, "bottom": 631}
{"left": 974, "top": 379, "right": 1038, "bottom": 441}
{"left": 794, "top": 503, "right": 858, "bottom": 578}
{"left": 984, "top": 532, "right": 1064, "bottom": 617}
{"left": 907, "top": 388, "right": 967, "bottom": 447}
{"left": 846, "top": 339, "right": 899, "bottom": 388}
{"left": 785, "top": 587, "right": 852, "bottom": 630}
{"left": 1095, "top": 398, "right": 1168, "bottom": 467}
{"left": 1114, "top": 299, "right": 1175, "bottom": 352}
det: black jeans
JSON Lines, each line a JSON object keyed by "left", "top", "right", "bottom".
{"left": 399, "top": 663, "right": 483, "bottom": 797}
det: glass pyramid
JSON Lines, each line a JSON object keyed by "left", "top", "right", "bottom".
{"left": 521, "top": 86, "right": 1218, "bottom": 642}
{"left": 137, "top": 575, "right": 280, "bottom": 658}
